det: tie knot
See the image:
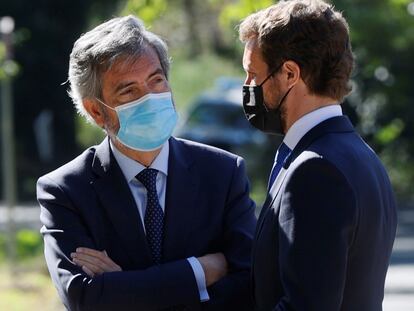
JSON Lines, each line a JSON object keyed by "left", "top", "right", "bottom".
{"left": 136, "top": 168, "right": 158, "bottom": 191}
{"left": 268, "top": 142, "right": 292, "bottom": 190}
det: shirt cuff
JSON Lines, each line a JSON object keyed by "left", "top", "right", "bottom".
{"left": 187, "top": 257, "right": 210, "bottom": 302}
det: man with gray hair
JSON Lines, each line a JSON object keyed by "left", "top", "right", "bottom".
{"left": 37, "top": 15, "right": 256, "bottom": 311}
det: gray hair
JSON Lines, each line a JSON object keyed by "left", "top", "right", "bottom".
{"left": 68, "top": 15, "right": 170, "bottom": 123}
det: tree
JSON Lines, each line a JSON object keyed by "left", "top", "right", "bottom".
{"left": 0, "top": 0, "right": 122, "bottom": 200}
{"left": 332, "top": 0, "right": 414, "bottom": 202}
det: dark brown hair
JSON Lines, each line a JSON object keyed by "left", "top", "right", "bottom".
{"left": 239, "top": 0, "right": 354, "bottom": 101}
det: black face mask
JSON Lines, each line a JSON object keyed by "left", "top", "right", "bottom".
{"left": 242, "top": 66, "right": 293, "bottom": 135}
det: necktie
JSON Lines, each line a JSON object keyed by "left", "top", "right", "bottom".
{"left": 136, "top": 168, "right": 164, "bottom": 264}
{"left": 268, "top": 142, "right": 291, "bottom": 190}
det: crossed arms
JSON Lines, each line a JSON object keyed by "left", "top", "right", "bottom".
{"left": 37, "top": 157, "right": 256, "bottom": 311}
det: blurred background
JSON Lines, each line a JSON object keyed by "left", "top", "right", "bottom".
{"left": 0, "top": 0, "right": 413, "bottom": 310}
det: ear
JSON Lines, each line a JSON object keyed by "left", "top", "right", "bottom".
{"left": 282, "top": 60, "right": 301, "bottom": 88}
{"left": 83, "top": 99, "right": 105, "bottom": 127}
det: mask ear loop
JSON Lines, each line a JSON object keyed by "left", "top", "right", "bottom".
{"left": 95, "top": 97, "right": 116, "bottom": 111}
{"left": 259, "top": 63, "right": 284, "bottom": 113}
{"left": 277, "top": 85, "right": 294, "bottom": 110}
{"left": 259, "top": 63, "right": 283, "bottom": 87}
{"left": 94, "top": 98, "right": 119, "bottom": 135}
{"left": 261, "top": 62, "right": 295, "bottom": 114}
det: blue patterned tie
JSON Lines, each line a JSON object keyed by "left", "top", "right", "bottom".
{"left": 268, "top": 142, "right": 291, "bottom": 190}
{"left": 136, "top": 168, "right": 164, "bottom": 264}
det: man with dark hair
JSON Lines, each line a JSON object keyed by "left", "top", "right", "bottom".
{"left": 37, "top": 15, "right": 256, "bottom": 311}
{"left": 239, "top": 1, "right": 397, "bottom": 310}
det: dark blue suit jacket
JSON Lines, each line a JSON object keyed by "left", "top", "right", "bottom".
{"left": 252, "top": 116, "right": 397, "bottom": 311}
{"left": 37, "top": 137, "right": 256, "bottom": 311}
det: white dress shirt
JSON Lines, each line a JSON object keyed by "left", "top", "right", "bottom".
{"left": 283, "top": 104, "right": 343, "bottom": 150}
{"left": 110, "top": 140, "right": 209, "bottom": 302}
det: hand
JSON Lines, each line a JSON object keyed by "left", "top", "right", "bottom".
{"left": 197, "top": 252, "right": 228, "bottom": 287}
{"left": 71, "top": 247, "right": 122, "bottom": 277}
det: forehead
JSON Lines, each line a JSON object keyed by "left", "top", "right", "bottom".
{"left": 102, "top": 47, "right": 162, "bottom": 88}
{"left": 242, "top": 38, "right": 268, "bottom": 72}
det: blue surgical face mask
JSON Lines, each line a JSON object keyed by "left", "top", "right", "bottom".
{"left": 97, "top": 92, "right": 178, "bottom": 151}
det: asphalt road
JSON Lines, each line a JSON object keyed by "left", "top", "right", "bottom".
{"left": 0, "top": 203, "right": 413, "bottom": 310}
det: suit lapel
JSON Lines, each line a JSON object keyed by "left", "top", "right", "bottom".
{"left": 256, "top": 116, "right": 355, "bottom": 233}
{"left": 255, "top": 166, "right": 290, "bottom": 237}
{"left": 163, "top": 137, "right": 198, "bottom": 261}
{"left": 90, "top": 138, "right": 152, "bottom": 266}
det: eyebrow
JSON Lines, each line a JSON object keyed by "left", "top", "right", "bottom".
{"left": 114, "top": 68, "right": 165, "bottom": 94}
{"left": 148, "top": 68, "right": 165, "bottom": 79}
{"left": 115, "top": 81, "right": 136, "bottom": 94}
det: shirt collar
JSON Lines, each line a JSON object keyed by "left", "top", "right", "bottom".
{"left": 283, "top": 104, "right": 342, "bottom": 150}
{"left": 110, "top": 140, "right": 169, "bottom": 183}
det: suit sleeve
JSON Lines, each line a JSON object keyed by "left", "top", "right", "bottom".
{"left": 37, "top": 175, "right": 200, "bottom": 311}
{"left": 273, "top": 157, "right": 357, "bottom": 311}
{"left": 203, "top": 156, "right": 257, "bottom": 311}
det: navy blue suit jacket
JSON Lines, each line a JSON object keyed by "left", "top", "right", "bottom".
{"left": 37, "top": 137, "right": 256, "bottom": 311}
{"left": 252, "top": 116, "right": 397, "bottom": 311}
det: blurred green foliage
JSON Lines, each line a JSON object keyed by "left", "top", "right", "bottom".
{"left": 119, "top": 0, "right": 414, "bottom": 203}
{"left": 0, "top": 0, "right": 123, "bottom": 200}
{"left": 75, "top": 115, "right": 106, "bottom": 150}
{"left": 0, "top": 42, "right": 19, "bottom": 80}
{"left": 15, "top": 230, "right": 43, "bottom": 260}
{"left": 333, "top": 0, "right": 414, "bottom": 200}
{"left": 0, "top": 230, "right": 43, "bottom": 262}
{"left": 0, "top": 234, "right": 5, "bottom": 261}
{"left": 1, "top": 0, "right": 413, "bottom": 205}
{"left": 375, "top": 119, "right": 405, "bottom": 145}
{"left": 216, "top": 0, "right": 273, "bottom": 27}
{"left": 122, "top": 0, "right": 168, "bottom": 24}
{"left": 169, "top": 52, "right": 244, "bottom": 111}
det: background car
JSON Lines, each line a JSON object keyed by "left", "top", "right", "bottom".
{"left": 175, "top": 77, "right": 281, "bottom": 183}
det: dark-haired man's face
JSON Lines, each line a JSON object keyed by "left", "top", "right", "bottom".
{"left": 242, "top": 38, "right": 287, "bottom": 117}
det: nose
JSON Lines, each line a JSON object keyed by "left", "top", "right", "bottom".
{"left": 142, "top": 84, "right": 152, "bottom": 96}
{"left": 244, "top": 73, "right": 257, "bottom": 86}
{"left": 244, "top": 75, "right": 255, "bottom": 86}
{"left": 134, "top": 84, "right": 153, "bottom": 101}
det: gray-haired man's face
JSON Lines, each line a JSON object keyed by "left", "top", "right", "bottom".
{"left": 84, "top": 46, "right": 171, "bottom": 134}
{"left": 102, "top": 47, "right": 170, "bottom": 109}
